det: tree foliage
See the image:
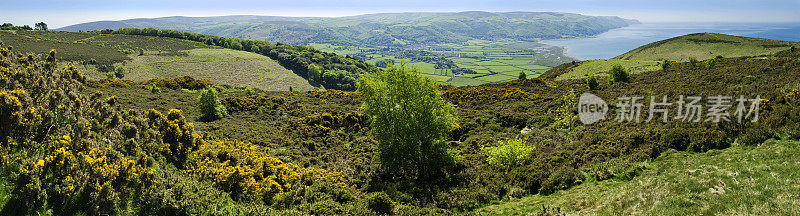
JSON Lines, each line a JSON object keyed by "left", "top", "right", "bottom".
{"left": 586, "top": 74, "right": 599, "bottom": 90}
{"left": 198, "top": 87, "right": 227, "bottom": 121}
{"left": 607, "top": 64, "right": 630, "bottom": 83}
{"left": 358, "top": 63, "right": 458, "bottom": 179}
{"left": 34, "top": 22, "right": 47, "bottom": 31}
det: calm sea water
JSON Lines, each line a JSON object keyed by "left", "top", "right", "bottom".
{"left": 541, "top": 22, "right": 800, "bottom": 60}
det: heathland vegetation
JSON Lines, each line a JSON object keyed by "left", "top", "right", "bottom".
{"left": 2, "top": 28, "right": 800, "bottom": 215}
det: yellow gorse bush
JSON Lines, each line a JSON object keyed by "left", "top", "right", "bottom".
{"left": 0, "top": 46, "right": 347, "bottom": 214}
{"left": 187, "top": 139, "right": 345, "bottom": 204}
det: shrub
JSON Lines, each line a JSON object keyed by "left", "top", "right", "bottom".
{"left": 358, "top": 63, "right": 458, "bottom": 179}
{"left": 738, "top": 124, "right": 773, "bottom": 145}
{"left": 105, "top": 71, "right": 115, "bottom": 80}
{"left": 150, "top": 85, "right": 161, "bottom": 94}
{"left": 607, "top": 64, "right": 629, "bottom": 83}
{"left": 528, "top": 115, "right": 556, "bottom": 129}
{"left": 482, "top": 137, "right": 535, "bottom": 169}
{"left": 661, "top": 128, "right": 690, "bottom": 150}
{"left": 539, "top": 168, "right": 584, "bottom": 195}
{"left": 197, "top": 87, "right": 227, "bottom": 121}
{"left": 689, "top": 57, "right": 699, "bottom": 67}
{"left": 365, "top": 192, "right": 393, "bottom": 215}
{"left": 518, "top": 71, "right": 526, "bottom": 80}
{"left": 661, "top": 59, "right": 671, "bottom": 71}
{"left": 688, "top": 128, "right": 727, "bottom": 152}
{"left": 114, "top": 66, "right": 125, "bottom": 79}
{"left": 705, "top": 58, "right": 716, "bottom": 69}
{"left": 586, "top": 74, "right": 599, "bottom": 90}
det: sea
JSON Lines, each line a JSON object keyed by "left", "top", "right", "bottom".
{"left": 540, "top": 22, "right": 800, "bottom": 60}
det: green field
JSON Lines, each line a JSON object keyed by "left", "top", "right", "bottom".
{"left": 312, "top": 39, "right": 568, "bottom": 86}
{"left": 1, "top": 30, "right": 210, "bottom": 65}
{"left": 2, "top": 30, "right": 309, "bottom": 91}
{"left": 478, "top": 139, "right": 800, "bottom": 215}
{"left": 615, "top": 33, "right": 799, "bottom": 61}
{"left": 85, "top": 48, "right": 313, "bottom": 91}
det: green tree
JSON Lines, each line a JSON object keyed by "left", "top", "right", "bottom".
{"left": 661, "top": 59, "right": 671, "bottom": 71}
{"left": 34, "top": 22, "right": 47, "bottom": 31}
{"left": 607, "top": 64, "right": 630, "bottom": 83}
{"left": 198, "top": 87, "right": 227, "bottom": 121}
{"left": 358, "top": 63, "right": 458, "bottom": 179}
{"left": 114, "top": 66, "right": 126, "bottom": 79}
{"left": 586, "top": 74, "right": 599, "bottom": 90}
{"left": 518, "top": 71, "right": 527, "bottom": 80}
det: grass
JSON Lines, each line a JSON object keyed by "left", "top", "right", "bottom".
{"left": 555, "top": 59, "right": 661, "bottom": 81}
{"left": 1, "top": 30, "right": 210, "bottom": 65}
{"left": 3, "top": 30, "right": 309, "bottom": 91}
{"left": 82, "top": 48, "right": 314, "bottom": 91}
{"left": 477, "top": 139, "right": 800, "bottom": 215}
{"left": 615, "top": 33, "right": 799, "bottom": 61}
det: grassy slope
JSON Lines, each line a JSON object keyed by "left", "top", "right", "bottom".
{"left": 87, "top": 49, "right": 314, "bottom": 91}
{"left": 615, "top": 33, "right": 799, "bottom": 61}
{"left": 554, "top": 59, "right": 660, "bottom": 81}
{"left": 547, "top": 33, "right": 798, "bottom": 80}
{"left": 1, "top": 30, "right": 312, "bottom": 91}
{"left": 477, "top": 139, "right": 800, "bottom": 215}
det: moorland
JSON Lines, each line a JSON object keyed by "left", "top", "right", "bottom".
{"left": 1, "top": 24, "right": 799, "bottom": 215}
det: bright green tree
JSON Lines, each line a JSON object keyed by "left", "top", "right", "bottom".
{"left": 661, "top": 59, "right": 671, "bottom": 71}
{"left": 198, "top": 87, "right": 227, "bottom": 121}
{"left": 358, "top": 63, "right": 458, "bottom": 179}
{"left": 607, "top": 64, "right": 630, "bottom": 83}
{"left": 586, "top": 74, "right": 599, "bottom": 90}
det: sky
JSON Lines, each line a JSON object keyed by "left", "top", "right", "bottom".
{"left": 2, "top": 0, "right": 799, "bottom": 28}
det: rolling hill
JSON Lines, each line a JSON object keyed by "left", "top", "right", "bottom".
{"left": 542, "top": 33, "right": 799, "bottom": 80}
{"left": 0, "top": 30, "right": 314, "bottom": 91}
{"left": 614, "top": 33, "right": 799, "bottom": 61}
{"left": 58, "top": 12, "right": 638, "bottom": 47}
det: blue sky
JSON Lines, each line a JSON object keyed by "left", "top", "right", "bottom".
{"left": 2, "top": 0, "right": 799, "bottom": 28}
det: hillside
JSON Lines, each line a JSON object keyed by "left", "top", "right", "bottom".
{"left": 478, "top": 139, "right": 800, "bottom": 215}
{"left": 0, "top": 29, "right": 380, "bottom": 91}
{"left": 614, "top": 33, "right": 799, "bottom": 61}
{"left": 3, "top": 41, "right": 797, "bottom": 214}
{"left": 542, "top": 33, "right": 799, "bottom": 80}
{"left": 58, "top": 12, "right": 638, "bottom": 47}
{"left": 2, "top": 28, "right": 800, "bottom": 214}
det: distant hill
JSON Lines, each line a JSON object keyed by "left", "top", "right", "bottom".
{"left": 614, "top": 33, "right": 799, "bottom": 61}
{"left": 58, "top": 12, "right": 638, "bottom": 47}
{"left": 542, "top": 33, "right": 800, "bottom": 80}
